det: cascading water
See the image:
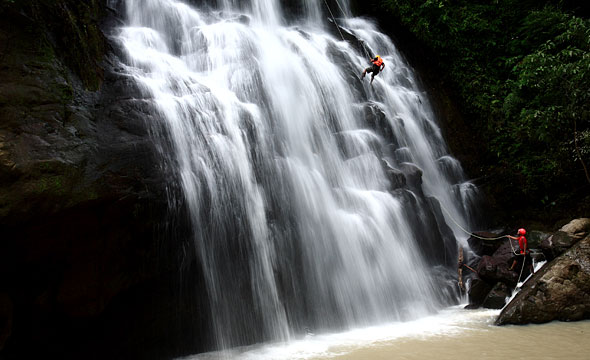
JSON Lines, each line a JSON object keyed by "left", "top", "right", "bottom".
{"left": 113, "top": 0, "right": 481, "bottom": 352}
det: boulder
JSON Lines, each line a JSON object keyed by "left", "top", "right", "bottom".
{"left": 398, "top": 162, "right": 423, "bottom": 191}
{"left": 381, "top": 160, "right": 407, "bottom": 190}
{"left": 393, "top": 190, "right": 456, "bottom": 267}
{"left": 476, "top": 240, "right": 519, "bottom": 287}
{"left": 363, "top": 101, "right": 395, "bottom": 144}
{"left": 482, "top": 282, "right": 510, "bottom": 309}
{"left": 540, "top": 231, "right": 577, "bottom": 261}
{"left": 467, "top": 277, "right": 492, "bottom": 308}
{"left": 467, "top": 232, "right": 504, "bottom": 257}
{"left": 527, "top": 230, "right": 551, "bottom": 249}
{"left": 496, "top": 236, "right": 590, "bottom": 325}
{"left": 386, "top": 169, "right": 407, "bottom": 189}
{"left": 559, "top": 218, "right": 590, "bottom": 241}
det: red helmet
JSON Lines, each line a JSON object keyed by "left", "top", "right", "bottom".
{"left": 518, "top": 228, "right": 526, "bottom": 235}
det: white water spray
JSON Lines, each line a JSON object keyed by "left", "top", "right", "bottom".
{"left": 114, "top": 0, "right": 481, "bottom": 350}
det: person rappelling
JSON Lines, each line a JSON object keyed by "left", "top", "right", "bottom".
{"left": 361, "top": 55, "right": 385, "bottom": 84}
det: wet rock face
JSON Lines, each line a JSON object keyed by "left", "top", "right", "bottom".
{"left": 467, "top": 232, "right": 505, "bottom": 257}
{"left": 540, "top": 231, "right": 578, "bottom": 261}
{"left": 482, "top": 282, "right": 510, "bottom": 310}
{"left": 496, "top": 236, "right": 590, "bottom": 325}
{"left": 466, "top": 277, "right": 492, "bottom": 308}
{"left": 466, "top": 233, "right": 537, "bottom": 308}
{"left": 0, "top": 4, "right": 208, "bottom": 360}
{"left": 476, "top": 240, "right": 519, "bottom": 287}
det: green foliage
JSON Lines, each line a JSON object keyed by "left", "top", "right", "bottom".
{"left": 382, "top": 0, "right": 590, "bottom": 213}
{"left": 500, "top": 15, "right": 590, "bottom": 187}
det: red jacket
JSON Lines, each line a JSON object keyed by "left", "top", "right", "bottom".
{"left": 518, "top": 235, "right": 528, "bottom": 254}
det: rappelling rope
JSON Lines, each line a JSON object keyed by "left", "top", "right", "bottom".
{"left": 322, "top": 0, "right": 375, "bottom": 62}
{"left": 322, "top": 0, "right": 346, "bottom": 42}
{"left": 516, "top": 254, "right": 527, "bottom": 285}
{"left": 443, "top": 199, "right": 532, "bottom": 290}
{"left": 438, "top": 201, "right": 520, "bottom": 256}
{"left": 323, "top": 0, "right": 372, "bottom": 59}
{"left": 359, "top": 40, "right": 372, "bottom": 61}
{"left": 438, "top": 202, "right": 505, "bottom": 240}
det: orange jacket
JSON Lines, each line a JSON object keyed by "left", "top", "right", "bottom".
{"left": 372, "top": 57, "right": 384, "bottom": 67}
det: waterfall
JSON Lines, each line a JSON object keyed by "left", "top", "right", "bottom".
{"left": 113, "top": 0, "right": 481, "bottom": 351}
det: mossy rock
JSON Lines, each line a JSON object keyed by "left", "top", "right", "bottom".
{"left": 1, "top": 0, "right": 107, "bottom": 90}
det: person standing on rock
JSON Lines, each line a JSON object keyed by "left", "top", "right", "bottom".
{"left": 508, "top": 228, "right": 534, "bottom": 274}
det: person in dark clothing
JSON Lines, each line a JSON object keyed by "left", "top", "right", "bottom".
{"left": 361, "top": 55, "right": 385, "bottom": 84}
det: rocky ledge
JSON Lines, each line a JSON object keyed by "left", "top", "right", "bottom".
{"left": 464, "top": 218, "right": 590, "bottom": 313}
{"left": 496, "top": 234, "right": 590, "bottom": 325}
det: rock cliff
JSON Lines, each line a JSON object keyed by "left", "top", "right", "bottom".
{"left": 496, "top": 235, "right": 590, "bottom": 325}
{"left": 0, "top": 1, "right": 207, "bottom": 359}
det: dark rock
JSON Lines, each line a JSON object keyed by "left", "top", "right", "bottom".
{"left": 0, "top": 4, "right": 208, "bottom": 360}
{"left": 398, "top": 162, "right": 423, "bottom": 191}
{"left": 465, "top": 255, "right": 481, "bottom": 274}
{"left": 385, "top": 167, "right": 407, "bottom": 190}
{"left": 496, "top": 235, "right": 590, "bottom": 325}
{"left": 0, "top": 293, "right": 13, "bottom": 351}
{"left": 482, "top": 282, "right": 510, "bottom": 309}
{"left": 464, "top": 303, "right": 480, "bottom": 310}
{"left": 527, "top": 230, "right": 551, "bottom": 249}
{"left": 393, "top": 190, "right": 456, "bottom": 267}
{"left": 236, "top": 14, "right": 251, "bottom": 25}
{"left": 363, "top": 101, "right": 395, "bottom": 144}
{"left": 540, "top": 231, "right": 577, "bottom": 261}
{"left": 477, "top": 240, "right": 519, "bottom": 287}
{"left": 430, "top": 265, "right": 463, "bottom": 305}
{"left": 426, "top": 196, "right": 457, "bottom": 265}
{"left": 467, "top": 231, "right": 504, "bottom": 257}
{"left": 467, "top": 277, "right": 492, "bottom": 308}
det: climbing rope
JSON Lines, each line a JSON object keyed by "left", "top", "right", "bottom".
{"left": 359, "top": 40, "right": 372, "bottom": 60}
{"left": 438, "top": 201, "right": 521, "bottom": 256}
{"left": 322, "top": 0, "right": 374, "bottom": 61}
{"left": 516, "top": 254, "right": 527, "bottom": 285}
{"left": 322, "top": 0, "right": 346, "bottom": 42}
{"left": 438, "top": 201, "right": 506, "bottom": 241}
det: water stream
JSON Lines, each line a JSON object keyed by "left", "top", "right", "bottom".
{"left": 183, "top": 308, "right": 590, "bottom": 360}
{"left": 113, "top": 0, "right": 482, "bottom": 352}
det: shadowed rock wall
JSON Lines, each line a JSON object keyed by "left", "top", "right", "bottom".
{"left": 0, "top": 1, "right": 209, "bottom": 359}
